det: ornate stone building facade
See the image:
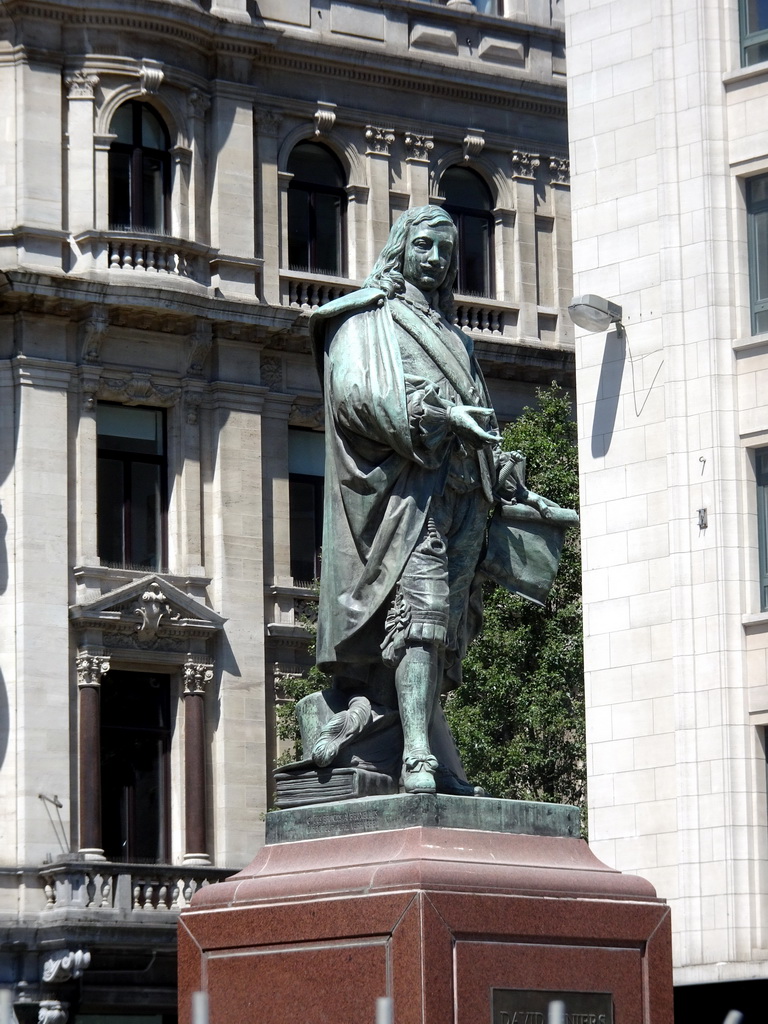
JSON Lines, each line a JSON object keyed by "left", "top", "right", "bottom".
{"left": 0, "top": 0, "right": 572, "bottom": 1019}
{"left": 567, "top": 0, "right": 768, "bottom": 1017}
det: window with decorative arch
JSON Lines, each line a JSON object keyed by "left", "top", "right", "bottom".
{"left": 441, "top": 166, "right": 495, "bottom": 298}
{"left": 287, "top": 141, "right": 347, "bottom": 276}
{"left": 108, "top": 100, "right": 172, "bottom": 234}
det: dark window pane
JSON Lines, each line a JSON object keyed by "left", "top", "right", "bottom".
{"left": 97, "top": 457, "right": 125, "bottom": 566}
{"left": 746, "top": 0, "right": 768, "bottom": 33}
{"left": 97, "top": 404, "right": 164, "bottom": 454}
{"left": 289, "top": 476, "right": 323, "bottom": 582}
{"left": 110, "top": 104, "right": 134, "bottom": 144}
{"left": 141, "top": 154, "right": 166, "bottom": 233}
{"left": 108, "top": 151, "right": 131, "bottom": 229}
{"left": 288, "top": 188, "right": 311, "bottom": 270}
{"left": 314, "top": 192, "right": 342, "bottom": 274}
{"left": 442, "top": 166, "right": 492, "bottom": 211}
{"left": 458, "top": 214, "right": 491, "bottom": 296}
{"left": 101, "top": 672, "right": 170, "bottom": 863}
{"left": 141, "top": 105, "right": 168, "bottom": 150}
{"left": 130, "top": 461, "right": 162, "bottom": 568}
{"left": 287, "top": 142, "right": 344, "bottom": 188}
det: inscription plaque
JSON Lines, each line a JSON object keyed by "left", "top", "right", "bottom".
{"left": 492, "top": 989, "right": 614, "bottom": 1024}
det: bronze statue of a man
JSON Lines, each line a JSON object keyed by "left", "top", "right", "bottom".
{"left": 295, "top": 205, "right": 574, "bottom": 802}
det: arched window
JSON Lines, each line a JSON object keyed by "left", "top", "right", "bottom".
{"left": 441, "top": 166, "right": 494, "bottom": 297}
{"left": 108, "top": 101, "right": 171, "bottom": 233}
{"left": 287, "top": 141, "right": 347, "bottom": 276}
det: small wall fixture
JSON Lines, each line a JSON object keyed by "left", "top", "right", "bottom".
{"left": 568, "top": 294, "right": 623, "bottom": 333}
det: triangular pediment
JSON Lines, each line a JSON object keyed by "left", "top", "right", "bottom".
{"left": 70, "top": 574, "right": 226, "bottom": 637}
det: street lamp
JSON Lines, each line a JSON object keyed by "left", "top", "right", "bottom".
{"left": 568, "top": 294, "right": 623, "bottom": 333}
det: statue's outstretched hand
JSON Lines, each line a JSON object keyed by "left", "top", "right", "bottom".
{"left": 448, "top": 405, "right": 499, "bottom": 450}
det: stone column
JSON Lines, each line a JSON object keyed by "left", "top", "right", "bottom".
{"left": 188, "top": 91, "right": 210, "bottom": 245}
{"left": 76, "top": 652, "right": 110, "bottom": 859}
{"left": 209, "top": 88, "right": 256, "bottom": 295}
{"left": 510, "top": 149, "right": 541, "bottom": 343}
{"left": 183, "top": 659, "right": 213, "bottom": 864}
{"left": 549, "top": 156, "right": 573, "bottom": 347}
{"left": 65, "top": 71, "right": 99, "bottom": 235}
{"left": 404, "top": 133, "right": 434, "bottom": 208}
{"left": 364, "top": 125, "right": 395, "bottom": 272}
{"left": 255, "top": 110, "right": 283, "bottom": 305}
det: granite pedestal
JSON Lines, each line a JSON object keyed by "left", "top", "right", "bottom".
{"left": 178, "top": 796, "right": 673, "bottom": 1024}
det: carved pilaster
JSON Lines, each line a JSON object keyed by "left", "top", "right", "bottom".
{"left": 260, "top": 355, "right": 284, "bottom": 392}
{"left": 183, "top": 660, "right": 214, "bottom": 696}
{"left": 365, "top": 125, "right": 395, "bottom": 157}
{"left": 289, "top": 399, "right": 324, "bottom": 429}
{"left": 76, "top": 653, "right": 110, "bottom": 689}
{"left": 185, "top": 390, "right": 204, "bottom": 426}
{"left": 404, "top": 132, "right": 434, "bottom": 163}
{"left": 463, "top": 129, "right": 485, "bottom": 161}
{"left": 548, "top": 155, "right": 570, "bottom": 186}
{"left": 65, "top": 71, "right": 98, "bottom": 99}
{"left": 510, "top": 149, "right": 541, "bottom": 180}
{"left": 314, "top": 101, "right": 336, "bottom": 136}
{"left": 188, "top": 90, "right": 211, "bottom": 120}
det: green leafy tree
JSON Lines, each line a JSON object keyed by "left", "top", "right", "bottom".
{"left": 444, "top": 383, "right": 585, "bottom": 809}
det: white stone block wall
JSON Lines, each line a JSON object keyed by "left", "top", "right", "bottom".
{"left": 567, "top": 0, "right": 768, "bottom": 983}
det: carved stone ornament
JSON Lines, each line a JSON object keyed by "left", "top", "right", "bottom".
{"left": 185, "top": 391, "right": 204, "bottom": 426}
{"left": 184, "top": 660, "right": 214, "bottom": 695}
{"left": 549, "top": 155, "right": 570, "bottom": 185}
{"left": 404, "top": 132, "right": 434, "bottom": 163}
{"left": 101, "top": 373, "right": 180, "bottom": 407}
{"left": 80, "top": 310, "right": 110, "bottom": 364}
{"left": 38, "top": 1003, "right": 68, "bottom": 1024}
{"left": 511, "top": 149, "right": 541, "bottom": 179}
{"left": 365, "top": 125, "right": 395, "bottom": 157}
{"left": 65, "top": 70, "right": 99, "bottom": 99}
{"left": 260, "top": 355, "right": 283, "bottom": 392}
{"left": 462, "top": 129, "right": 485, "bottom": 161}
{"left": 256, "top": 109, "right": 283, "bottom": 136}
{"left": 289, "top": 399, "right": 324, "bottom": 429}
{"left": 140, "top": 63, "right": 164, "bottom": 95}
{"left": 42, "top": 950, "right": 91, "bottom": 984}
{"left": 314, "top": 101, "right": 337, "bottom": 136}
{"left": 75, "top": 654, "right": 110, "bottom": 689}
{"left": 188, "top": 90, "right": 211, "bottom": 119}
{"left": 135, "top": 584, "right": 181, "bottom": 639}
{"left": 187, "top": 321, "right": 213, "bottom": 376}
{"left": 70, "top": 574, "right": 227, "bottom": 645}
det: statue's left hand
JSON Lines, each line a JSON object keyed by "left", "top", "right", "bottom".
{"left": 448, "top": 405, "right": 499, "bottom": 450}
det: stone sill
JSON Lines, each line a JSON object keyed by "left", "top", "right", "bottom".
{"left": 733, "top": 331, "right": 768, "bottom": 353}
{"left": 723, "top": 60, "right": 768, "bottom": 88}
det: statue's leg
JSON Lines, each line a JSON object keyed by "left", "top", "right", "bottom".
{"left": 396, "top": 641, "right": 440, "bottom": 794}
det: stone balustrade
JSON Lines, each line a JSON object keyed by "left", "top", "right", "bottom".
{"left": 454, "top": 296, "right": 516, "bottom": 336}
{"left": 281, "top": 271, "right": 358, "bottom": 309}
{"left": 72, "top": 230, "right": 213, "bottom": 285}
{"left": 40, "top": 860, "right": 233, "bottom": 915}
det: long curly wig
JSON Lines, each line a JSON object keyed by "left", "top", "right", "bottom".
{"left": 363, "top": 205, "right": 459, "bottom": 320}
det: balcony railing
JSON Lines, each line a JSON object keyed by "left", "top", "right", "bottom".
{"left": 72, "top": 231, "right": 214, "bottom": 286}
{"left": 281, "top": 271, "right": 358, "bottom": 310}
{"left": 40, "top": 860, "right": 233, "bottom": 916}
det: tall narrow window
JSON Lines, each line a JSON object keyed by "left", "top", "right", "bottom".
{"left": 97, "top": 404, "right": 167, "bottom": 571}
{"left": 100, "top": 671, "right": 171, "bottom": 863}
{"left": 757, "top": 447, "right": 768, "bottom": 611}
{"left": 748, "top": 174, "right": 768, "bottom": 335}
{"left": 441, "top": 166, "right": 494, "bottom": 297}
{"left": 109, "top": 101, "right": 171, "bottom": 233}
{"left": 287, "top": 142, "right": 347, "bottom": 276}
{"left": 288, "top": 429, "right": 325, "bottom": 584}
{"left": 740, "top": 0, "right": 768, "bottom": 66}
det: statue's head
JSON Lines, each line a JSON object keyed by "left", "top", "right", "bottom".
{"left": 364, "top": 205, "right": 459, "bottom": 319}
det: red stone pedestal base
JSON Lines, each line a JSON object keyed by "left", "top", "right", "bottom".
{"left": 179, "top": 826, "right": 673, "bottom": 1024}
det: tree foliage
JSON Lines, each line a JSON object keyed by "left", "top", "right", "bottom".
{"left": 444, "top": 383, "right": 585, "bottom": 809}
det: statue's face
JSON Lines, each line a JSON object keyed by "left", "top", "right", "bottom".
{"left": 402, "top": 222, "right": 455, "bottom": 294}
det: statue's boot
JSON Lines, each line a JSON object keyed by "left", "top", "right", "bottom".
{"left": 396, "top": 644, "right": 439, "bottom": 794}
{"left": 311, "top": 695, "right": 372, "bottom": 768}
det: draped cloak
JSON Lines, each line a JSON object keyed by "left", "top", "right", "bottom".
{"left": 309, "top": 288, "right": 496, "bottom": 676}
